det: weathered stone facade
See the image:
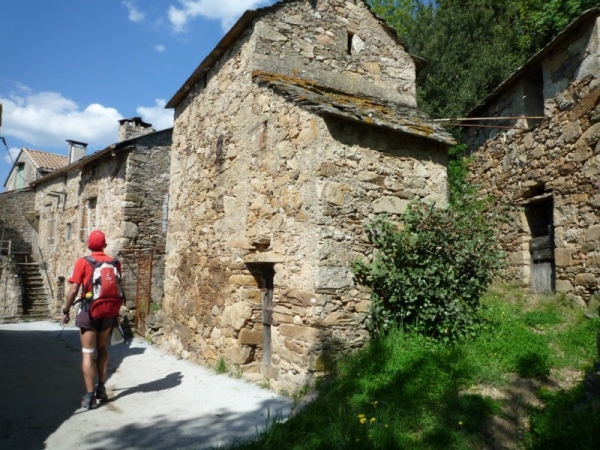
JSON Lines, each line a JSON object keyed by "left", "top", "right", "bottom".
{"left": 0, "top": 188, "right": 36, "bottom": 255}
{"left": 162, "top": 0, "right": 453, "bottom": 393}
{"left": 31, "top": 127, "right": 172, "bottom": 315}
{"left": 0, "top": 121, "right": 172, "bottom": 321}
{"left": 0, "top": 189, "right": 36, "bottom": 320}
{"left": 465, "top": 11, "right": 600, "bottom": 304}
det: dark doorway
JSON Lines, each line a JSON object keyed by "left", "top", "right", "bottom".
{"left": 525, "top": 197, "right": 555, "bottom": 292}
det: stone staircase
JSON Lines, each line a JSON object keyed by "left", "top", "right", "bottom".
{"left": 1, "top": 236, "right": 50, "bottom": 321}
{"left": 16, "top": 261, "right": 50, "bottom": 320}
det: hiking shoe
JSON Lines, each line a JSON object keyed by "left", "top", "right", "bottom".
{"left": 95, "top": 384, "right": 108, "bottom": 403}
{"left": 81, "top": 392, "right": 97, "bottom": 410}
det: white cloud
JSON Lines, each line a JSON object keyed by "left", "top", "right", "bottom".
{"left": 168, "top": 0, "right": 275, "bottom": 32}
{"left": 0, "top": 89, "right": 122, "bottom": 149}
{"left": 2, "top": 147, "right": 20, "bottom": 165}
{"left": 123, "top": 0, "right": 145, "bottom": 23}
{"left": 136, "top": 99, "right": 173, "bottom": 131}
{"left": 155, "top": 44, "right": 166, "bottom": 53}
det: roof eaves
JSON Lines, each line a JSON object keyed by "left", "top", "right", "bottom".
{"left": 166, "top": 9, "right": 262, "bottom": 109}
{"left": 465, "top": 7, "right": 600, "bottom": 119}
{"left": 29, "top": 128, "right": 173, "bottom": 187}
{"left": 21, "top": 148, "right": 41, "bottom": 169}
{"left": 253, "top": 70, "right": 456, "bottom": 146}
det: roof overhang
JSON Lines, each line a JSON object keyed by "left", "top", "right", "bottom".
{"left": 253, "top": 70, "right": 456, "bottom": 146}
{"left": 465, "top": 7, "right": 600, "bottom": 119}
{"left": 29, "top": 128, "right": 173, "bottom": 187}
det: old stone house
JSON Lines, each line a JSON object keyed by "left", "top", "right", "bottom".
{"left": 4, "top": 147, "right": 71, "bottom": 191}
{"left": 160, "top": 0, "right": 455, "bottom": 393}
{"left": 0, "top": 187, "right": 36, "bottom": 319}
{"left": 464, "top": 8, "right": 600, "bottom": 304}
{"left": 0, "top": 118, "right": 172, "bottom": 326}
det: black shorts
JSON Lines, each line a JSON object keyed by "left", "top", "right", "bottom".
{"left": 75, "top": 308, "right": 115, "bottom": 332}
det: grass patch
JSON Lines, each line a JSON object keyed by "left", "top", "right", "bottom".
{"left": 227, "top": 286, "right": 600, "bottom": 449}
{"left": 215, "top": 357, "right": 227, "bottom": 374}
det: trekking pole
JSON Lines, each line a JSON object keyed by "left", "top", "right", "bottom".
{"left": 55, "top": 310, "right": 70, "bottom": 342}
{"left": 55, "top": 323, "right": 67, "bottom": 342}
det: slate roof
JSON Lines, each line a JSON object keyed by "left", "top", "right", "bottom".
{"left": 253, "top": 70, "right": 456, "bottom": 146}
{"left": 22, "top": 149, "right": 68, "bottom": 171}
{"left": 29, "top": 128, "right": 173, "bottom": 187}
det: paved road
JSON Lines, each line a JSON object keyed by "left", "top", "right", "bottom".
{"left": 0, "top": 321, "right": 292, "bottom": 450}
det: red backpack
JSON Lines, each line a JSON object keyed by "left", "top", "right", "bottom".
{"left": 83, "top": 256, "right": 124, "bottom": 319}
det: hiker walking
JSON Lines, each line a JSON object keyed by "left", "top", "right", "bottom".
{"left": 61, "top": 230, "right": 124, "bottom": 410}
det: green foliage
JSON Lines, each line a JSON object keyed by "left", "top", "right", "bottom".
{"left": 370, "top": 0, "right": 598, "bottom": 119}
{"left": 405, "top": 0, "right": 528, "bottom": 119}
{"left": 520, "top": 0, "right": 599, "bottom": 52}
{"left": 368, "top": 0, "right": 419, "bottom": 37}
{"left": 215, "top": 357, "right": 227, "bottom": 374}
{"left": 353, "top": 195, "right": 504, "bottom": 339}
{"left": 447, "top": 143, "right": 475, "bottom": 205}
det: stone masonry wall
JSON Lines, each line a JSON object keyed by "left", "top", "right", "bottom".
{"left": 466, "top": 16, "right": 599, "bottom": 150}
{"left": 163, "top": 0, "right": 447, "bottom": 393}
{"left": 468, "top": 75, "right": 600, "bottom": 304}
{"left": 120, "top": 129, "right": 172, "bottom": 305}
{"left": 0, "top": 188, "right": 35, "bottom": 254}
{"left": 251, "top": 0, "right": 417, "bottom": 107}
{"left": 34, "top": 155, "right": 129, "bottom": 314}
{"left": 0, "top": 259, "right": 22, "bottom": 321}
{"left": 0, "top": 189, "right": 35, "bottom": 320}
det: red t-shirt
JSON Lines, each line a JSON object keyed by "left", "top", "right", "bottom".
{"left": 68, "top": 251, "right": 122, "bottom": 298}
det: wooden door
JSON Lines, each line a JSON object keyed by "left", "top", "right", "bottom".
{"left": 526, "top": 198, "right": 555, "bottom": 292}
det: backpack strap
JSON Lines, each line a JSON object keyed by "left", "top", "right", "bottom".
{"left": 82, "top": 256, "right": 98, "bottom": 299}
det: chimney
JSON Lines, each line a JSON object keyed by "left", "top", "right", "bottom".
{"left": 118, "top": 117, "right": 154, "bottom": 142}
{"left": 67, "top": 140, "right": 88, "bottom": 164}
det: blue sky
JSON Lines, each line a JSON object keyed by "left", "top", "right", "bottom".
{"left": 0, "top": 0, "right": 278, "bottom": 186}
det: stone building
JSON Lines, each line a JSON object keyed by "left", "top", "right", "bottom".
{"left": 161, "top": 0, "right": 455, "bottom": 393}
{"left": 4, "top": 148, "right": 69, "bottom": 191}
{"left": 0, "top": 188, "right": 36, "bottom": 320}
{"left": 0, "top": 118, "right": 172, "bottom": 325}
{"left": 464, "top": 8, "right": 600, "bottom": 304}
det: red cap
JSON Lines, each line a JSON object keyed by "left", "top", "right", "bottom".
{"left": 87, "top": 230, "right": 106, "bottom": 251}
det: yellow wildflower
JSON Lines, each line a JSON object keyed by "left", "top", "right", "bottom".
{"left": 360, "top": 417, "right": 367, "bottom": 424}
{"left": 370, "top": 418, "right": 376, "bottom": 423}
{"left": 358, "top": 414, "right": 365, "bottom": 418}
{"left": 458, "top": 421, "right": 463, "bottom": 426}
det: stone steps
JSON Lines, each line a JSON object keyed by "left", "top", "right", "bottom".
{"left": 16, "top": 262, "right": 50, "bottom": 319}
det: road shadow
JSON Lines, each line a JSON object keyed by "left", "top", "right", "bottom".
{"left": 109, "top": 371, "right": 184, "bottom": 401}
{"left": 83, "top": 399, "right": 290, "bottom": 450}
{"left": 0, "top": 322, "right": 145, "bottom": 450}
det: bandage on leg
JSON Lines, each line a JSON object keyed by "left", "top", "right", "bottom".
{"left": 82, "top": 348, "right": 95, "bottom": 354}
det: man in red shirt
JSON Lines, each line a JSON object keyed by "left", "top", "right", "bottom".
{"left": 62, "top": 230, "right": 123, "bottom": 410}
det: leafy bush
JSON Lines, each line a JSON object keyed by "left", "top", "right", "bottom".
{"left": 353, "top": 192, "right": 504, "bottom": 339}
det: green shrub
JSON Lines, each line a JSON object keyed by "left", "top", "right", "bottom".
{"left": 353, "top": 191, "right": 504, "bottom": 339}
